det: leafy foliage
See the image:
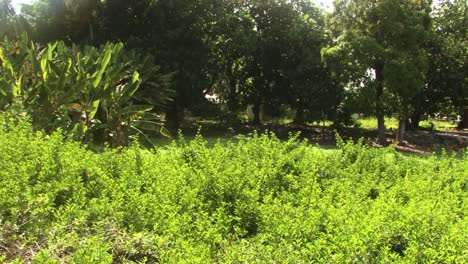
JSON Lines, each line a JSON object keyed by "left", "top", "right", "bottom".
{"left": 0, "top": 37, "right": 172, "bottom": 146}
{"left": 323, "top": 0, "right": 432, "bottom": 144}
{"left": 0, "top": 116, "right": 466, "bottom": 263}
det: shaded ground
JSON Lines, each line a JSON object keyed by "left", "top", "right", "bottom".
{"left": 157, "top": 121, "right": 468, "bottom": 154}
{"left": 401, "top": 129, "right": 468, "bottom": 153}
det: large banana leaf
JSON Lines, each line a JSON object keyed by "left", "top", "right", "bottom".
{"left": 92, "top": 46, "right": 113, "bottom": 88}
{"left": 122, "top": 105, "right": 154, "bottom": 117}
{"left": 131, "top": 120, "right": 172, "bottom": 138}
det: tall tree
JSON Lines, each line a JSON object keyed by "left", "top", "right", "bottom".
{"left": 282, "top": 1, "right": 340, "bottom": 125}
{"left": 323, "top": 0, "right": 432, "bottom": 145}
{"left": 0, "top": 0, "right": 15, "bottom": 38}
{"left": 20, "top": 0, "right": 99, "bottom": 44}
{"left": 209, "top": 0, "right": 256, "bottom": 118}
{"left": 100, "top": 0, "right": 217, "bottom": 129}
{"left": 431, "top": 0, "right": 467, "bottom": 129}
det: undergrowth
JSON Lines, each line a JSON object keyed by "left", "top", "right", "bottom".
{"left": 0, "top": 115, "right": 467, "bottom": 263}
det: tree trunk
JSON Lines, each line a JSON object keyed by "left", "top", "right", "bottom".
{"left": 112, "top": 124, "right": 129, "bottom": 147}
{"left": 396, "top": 117, "right": 406, "bottom": 145}
{"left": 252, "top": 101, "right": 261, "bottom": 125}
{"left": 227, "top": 77, "right": 237, "bottom": 114}
{"left": 165, "top": 102, "right": 180, "bottom": 130}
{"left": 89, "top": 23, "right": 94, "bottom": 41}
{"left": 227, "top": 79, "right": 237, "bottom": 112}
{"left": 377, "top": 113, "right": 386, "bottom": 145}
{"left": 459, "top": 108, "right": 468, "bottom": 129}
{"left": 375, "top": 63, "right": 387, "bottom": 145}
{"left": 293, "top": 103, "right": 306, "bottom": 125}
{"left": 226, "top": 62, "right": 239, "bottom": 114}
{"left": 408, "top": 111, "right": 421, "bottom": 130}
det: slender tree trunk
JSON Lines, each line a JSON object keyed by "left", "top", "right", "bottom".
{"left": 375, "top": 63, "right": 387, "bottom": 145}
{"left": 165, "top": 102, "right": 180, "bottom": 130}
{"left": 89, "top": 23, "right": 94, "bottom": 41}
{"left": 396, "top": 117, "right": 406, "bottom": 145}
{"left": 227, "top": 76, "right": 237, "bottom": 114}
{"left": 252, "top": 100, "right": 261, "bottom": 125}
{"left": 293, "top": 102, "right": 306, "bottom": 125}
{"left": 459, "top": 108, "right": 468, "bottom": 129}
{"left": 91, "top": 105, "right": 107, "bottom": 145}
{"left": 409, "top": 111, "right": 421, "bottom": 130}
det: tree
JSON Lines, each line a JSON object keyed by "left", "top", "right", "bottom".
{"left": 281, "top": 1, "right": 340, "bottom": 125}
{"left": 431, "top": 0, "right": 467, "bottom": 129}
{"left": 21, "top": 0, "right": 99, "bottom": 44}
{"left": 0, "top": 0, "right": 15, "bottom": 38}
{"left": 208, "top": 0, "right": 256, "bottom": 119}
{"left": 323, "top": 0, "right": 432, "bottom": 145}
{"left": 0, "top": 0, "right": 14, "bottom": 19}
{"left": 99, "top": 0, "right": 218, "bottom": 129}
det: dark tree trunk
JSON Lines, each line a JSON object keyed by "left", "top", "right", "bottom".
{"left": 89, "top": 23, "right": 94, "bottom": 41}
{"left": 396, "top": 117, "right": 406, "bottom": 145}
{"left": 226, "top": 63, "right": 239, "bottom": 114}
{"left": 252, "top": 100, "right": 261, "bottom": 125}
{"left": 293, "top": 103, "right": 306, "bottom": 125}
{"left": 458, "top": 108, "right": 468, "bottom": 129}
{"left": 375, "top": 63, "right": 387, "bottom": 146}
{"left": 112, "top": 124, "right": 129, "bottom": 148}
{"left": 90, "top": 105, "right": 107, "bottom": 145}
{"left": 408, "top": 111, "right": 421, "bottom": 130}
{"left": 227, "top": 77, "right": 237, "bottom": 114}
{"left": 165, "top": 102, "right": 180, "bottom": 130}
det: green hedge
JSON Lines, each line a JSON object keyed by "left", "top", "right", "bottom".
{"left": 0, "top": 116, "right": 467, "bottom": 263}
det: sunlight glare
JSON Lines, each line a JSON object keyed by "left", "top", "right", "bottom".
{"left": 11, "top": 0, "right": 35, "bottom": 13}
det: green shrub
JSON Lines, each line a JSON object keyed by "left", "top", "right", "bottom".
{"left": 0, "top": 116, "right": 466, "bottom": 263}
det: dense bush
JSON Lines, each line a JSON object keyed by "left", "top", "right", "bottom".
{"left": 0, "top": 115, "right": 467, "bottom": 263}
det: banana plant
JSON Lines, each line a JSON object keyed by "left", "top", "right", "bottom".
{"left": 0, "top": 35, "right": 29, "bottom": 110}
{"left": 64, "top": 43, "right": 173, "bottom": 146}
{"left": 1, "top": 35, "right": 84, "bottom": 131}
{"left": 1, "top": 37, "right": 173, "bottom": 147}
{"left": 75, "top": 43, "right": 172, "bottom": 147}
{"left": 27, "top": 41, "right": 85, "bottom": 131}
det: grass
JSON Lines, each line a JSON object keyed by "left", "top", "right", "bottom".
{"left": 357, "top": 117, "right": 457, "bottom": 131}
{"left": 357, "top": 117, "right": 399, "bottom": 130}
{"left": 150, "top": 135, "right": 233, "bottom": 147}
{"left": 144, "top": 116, "right": 460, "bottom": 150}
{"left": 419, "top": 119, "right": 458, "bottom": 130}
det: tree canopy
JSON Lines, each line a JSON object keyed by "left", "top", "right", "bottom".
{"left": 1, "top": 0, "right": 466, "bottom": 143}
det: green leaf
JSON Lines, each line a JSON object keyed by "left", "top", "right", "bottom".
{"left": 129, "top": 125, "right": 154, "bottom": 146}
{"left": 122, "top": 105, "right": 153, "bottom": 115}
{"left": 56, "top": 59, "right": 72, "bottom": 99}
{"left": 29, "top": 43, "right": 40, "bottom": 74}
{"left": 88, "top": 100, "right": 100, "bottom": 120}
{"left": 46, "top": 42, "right": 58, "bottom": 60}
{"left": 131, "top": 120, "right": 172, "bottom": 138}
{"left": 92, "top": 46, "right": 113, "bottom": 88}
{"left": 40, "top": 57, "right": 48, "bottom": 81}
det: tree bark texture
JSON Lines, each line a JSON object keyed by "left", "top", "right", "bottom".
{"left": 396, "top": 117, "right": 406, "bottom": 145}
{"left": 252, "top": 100, "right": 261, "bottom": 125}
{"left": 293, "top": 103, "right": 306, "bottom": 125}
{"left": 375, "top": 63, "right": 387, "bottom": 145}
{"left": 459, "top": 108, "right": 468, "bottom": 129}
{"left": 408, "top": 111, "right": 421, "bottom": 130}
{"left": 165, "top": 101, "right": 180, "bottom": 130}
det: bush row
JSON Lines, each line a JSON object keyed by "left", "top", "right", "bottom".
{"left": 0, "top": 115, "right": 467, "bottom": 263}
